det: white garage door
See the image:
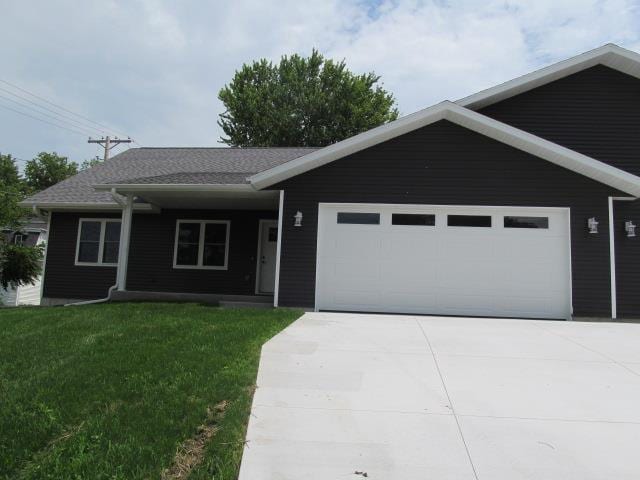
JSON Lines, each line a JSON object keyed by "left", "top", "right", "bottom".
{"left": 316, "top": 204, "right": 571, "bottom": 319}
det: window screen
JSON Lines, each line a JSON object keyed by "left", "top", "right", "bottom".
{"left": 447, "top": 215, "right": 492, "bottom": 227}
{"left": 78, "top": 221, "right": 102, "bottom": 263}
{"left": 504, "top": 216, "right": 549, "bottom": 229}
{"left": 337, "top": 212, "right": 380, "bottom": 224}
{"left": 392, "top": 213, "right": 435, "bottom": 226}
{"left": 176, "top": 222, "right": 201, "bottom": 266}
{"left": 203, "top": 223, "right": 228, "bottom": 267}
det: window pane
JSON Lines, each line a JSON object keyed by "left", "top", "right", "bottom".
{"left": 102, "top": 242, "right": 120, "bottom": 264}
{"left": 78, "top": 241, "right": 99, "bottom": 262}
{"left": 176, "top": 243, "right": 199, "bottom": 265}
{"left": 504, "top": 216, "right": 549, "bottom": 229}
{"left": 392, "top": 213, "right": 435, "bottom": 226}
{"left": 203, "top": 244, "right": 226, "bottom": 266}
{"left": 447, "top": 215, "right": 492, "bottom": 227}
{"left": 337, "top": 212, "right": 380, "bottom": 225}
{"left": 178, "top": 223, "right": 200, "bottom": 243}
{"left": 80, "top": 221, "right": 101, "bottom": 241}
{"left": 104, "top": 221, "right": 121, "bottom": 241}
{"left": 204, "top": 223, "right": 227, "bottom": 244}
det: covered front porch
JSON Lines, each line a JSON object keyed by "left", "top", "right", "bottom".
{"left": 94, "top": 183, "right": 284, "bottom": 307}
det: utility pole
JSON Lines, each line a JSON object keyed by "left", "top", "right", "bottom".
{"left": 88, "top": 136, "right": 132, "bottom": 161}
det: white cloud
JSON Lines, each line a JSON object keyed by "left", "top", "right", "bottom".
{"left": 0, "top": 0, "right": 639, "bottom": 162}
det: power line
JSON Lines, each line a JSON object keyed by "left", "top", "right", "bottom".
{"left": 0, "top": 94, "right": 100, "bottom": 137}
{"left": 0, "top": 102, "right": 89, "bottom": 137}
{"left": 0, "top": 85, "right": 110, "bottom": 137}
{"left": 0, "top": 78, "right": 131, "bottom": 138}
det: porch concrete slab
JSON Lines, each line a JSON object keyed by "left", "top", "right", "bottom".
{"left": 240, "top": 312, "right": 640, "bottom": 479}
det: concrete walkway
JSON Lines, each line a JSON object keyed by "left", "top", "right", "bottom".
{"left": 239, "top": 312, "right": 640, "bottom": 479}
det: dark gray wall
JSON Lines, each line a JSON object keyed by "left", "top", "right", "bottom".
{"left": 127, "top": 209, "right": 276, "bottom": 294}
{"left": 614, "top": 200, "right": 640, "bottom": 318}
{"left": 44, "top": 211, "right": 119, "bottom": 299}
{"left": 479, "top": 65, "right": 640, "bottom": 176}
{"left": 43, "top": 209, "right": 276, "bottom": 299}
{"left": 274, "top": 120, "right": 620, "bottom": 316}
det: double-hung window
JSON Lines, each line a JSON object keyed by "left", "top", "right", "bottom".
{"left": 173, "top": 220, "right": 230, "bottom": 270}
{"left": 75, "top": 219, "right": 121, "bottom": 266}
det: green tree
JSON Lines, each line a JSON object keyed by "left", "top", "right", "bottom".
{"left": 25, "top": 152, "right": 78, "bottom": 192}
{"left": 218, "top": 50, "right": 399, "bottom": 147}
{"left": 81, "top": 156, "right": 103, "bottom": 171}
{"left": 0, "top": 153, "right": 43, "bottom": 290}
{"left": 0, "top": 153, "right": 21, "bottom": 187}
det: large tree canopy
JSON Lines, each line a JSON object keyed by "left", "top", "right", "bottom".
{"left": 24, "top": 152, "right": 78, "bottom": 192}
{"left": 218, "top": 50, "right": 399, "bottom": 147}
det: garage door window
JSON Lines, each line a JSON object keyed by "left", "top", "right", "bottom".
{"left": 504, "top": 216, "right": 549, "bottom": 229}
{"left": 337, "top": 212, "right": 380, "bottom": 224}
{"left": 392, "top": 213, "right": 435, "bottom": 226}
{"left": 447, "top": 215, "right": 492, "bottom": 227}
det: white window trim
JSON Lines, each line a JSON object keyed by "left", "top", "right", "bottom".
{"left": 75, "top": 218, "right": 121, "bottom": 267}
{"left": 173, "top": 219, "right": 230, "bottom": 270}
{"left": 13, "top": 234, "right": 25, "bottom": 245}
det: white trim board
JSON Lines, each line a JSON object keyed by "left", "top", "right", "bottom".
{"left": 457, "top": 44, "right": 640, "bottom": 110}
{"left": 249, "top": 101, "right": 640, "bottom": 197}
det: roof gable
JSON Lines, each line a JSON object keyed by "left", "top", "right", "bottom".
{"left": 457, "top": 44, "right": 640, "bottom": 110}
{"left": 249, "top": 101, "right": 640, "bottom": 196}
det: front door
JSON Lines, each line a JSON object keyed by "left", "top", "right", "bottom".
{"left": 257, "top": 220, "right": 278, "bottom": 294}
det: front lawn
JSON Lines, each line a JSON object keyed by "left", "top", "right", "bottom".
{"left": 0, "top": 303, "right": 301, "bottom": 479}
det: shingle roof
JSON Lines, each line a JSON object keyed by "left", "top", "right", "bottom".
{"left": 23, "top": 147, "right": 317, "bottom": 205}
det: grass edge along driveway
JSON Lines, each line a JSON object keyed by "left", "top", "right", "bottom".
{"left": 0, "top": 303, "right": 301, "bottom": 480}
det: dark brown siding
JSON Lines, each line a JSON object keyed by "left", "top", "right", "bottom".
{"left": 479, "top": 65, "right": 640, "bottom": 176}
{"left": 44, "top": 212, "right": 119, "bottom": 299}
{"left": 43, "top": 209, "right": 276, "bottom": 299}
{"left": 274, "top": 120, "right": 620, "bottom": 316}
{"left": 614, "top": 200, "right": 640, "bottom": 318}
{"left": 126, "top": 209, "right": 276, "bottom": 294}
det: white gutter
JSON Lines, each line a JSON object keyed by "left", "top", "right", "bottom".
{"left": 93, "top": 183, "right": 256, "bottom": 193}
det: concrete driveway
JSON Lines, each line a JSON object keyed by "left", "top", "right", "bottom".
{"left": 239, "top": 312, "right": 640, "bottom": 479}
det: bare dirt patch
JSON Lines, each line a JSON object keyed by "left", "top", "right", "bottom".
{"left": 161, "top": 400, "right": 229, "bottom": 479}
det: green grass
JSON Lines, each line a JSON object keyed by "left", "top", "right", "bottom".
{"left": 0, "top": 303, "right": 301, "bottom": 480}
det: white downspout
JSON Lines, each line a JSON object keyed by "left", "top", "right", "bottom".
{"left": 65, "top": 194, "right": 134, "bottom": 306}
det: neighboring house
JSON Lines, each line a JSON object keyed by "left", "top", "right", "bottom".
{"left": 0, "top": 218, "right": 48, "bottom": 306}
{"left": 19, "top": 44, "right": 640, "bottom": 320}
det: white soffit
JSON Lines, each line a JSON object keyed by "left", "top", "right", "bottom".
{"left": 249, "top": 100, "right": 640, "bottom": 196}
{"left": 457, "top": 43, "right": 640, "bottom": 110}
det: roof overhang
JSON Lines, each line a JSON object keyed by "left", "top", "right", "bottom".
{"left": 16, "top": 201, "right": 157, "bottom": 212}
{"left": 249, "top": 100, "right": 640, "bottom": 196}
{"left": 457, "top": 44, "right": 640, "bottom": 110}
{"left": 93, "top": 183, "right": 279, "bottom": 210}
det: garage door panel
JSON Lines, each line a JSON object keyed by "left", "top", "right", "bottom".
{"left": 317, "top": 205, "right": 570, "bottom": 320}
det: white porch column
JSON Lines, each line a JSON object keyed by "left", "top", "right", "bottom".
{"left": 116, "top": 194, "right": 134, "bottom": 291}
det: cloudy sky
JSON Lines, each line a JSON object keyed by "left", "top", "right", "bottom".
{"left": 2, "top": 0, "right": 640, "bottom": 168}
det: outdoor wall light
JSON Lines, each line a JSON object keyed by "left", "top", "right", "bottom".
{"left": 587, "top": 217, "right": 599, "bottom": 234}
{"left": 625, "top": 220, "right": 636, "bottom": 238}
{"left": 294, "top": 211, "right": 303, "bottom": 227}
